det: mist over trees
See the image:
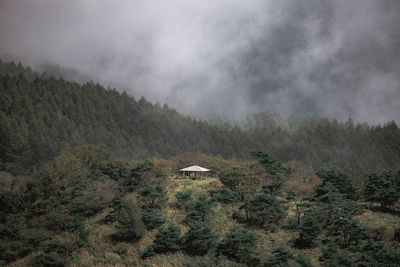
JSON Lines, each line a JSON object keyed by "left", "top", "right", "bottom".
{"left": 1, "top": 60, "right": 400, "bottom": 175}
{"left": 1, "top": 2, "right": 400, "bottom": 265}
{"left": 0, "top": 60, "right": 399, "bottom": 264}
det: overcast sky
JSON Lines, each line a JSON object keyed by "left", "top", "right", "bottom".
{"left": 1, "top": 0, "right": 399, "bottom": 124}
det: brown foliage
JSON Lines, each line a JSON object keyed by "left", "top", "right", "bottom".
{"left": 79, "top": 179, "right": 120, "bottom": 215}
{"left": 285, "top": 175, "right": 320, "bottom": 197}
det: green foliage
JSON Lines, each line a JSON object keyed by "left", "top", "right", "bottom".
{"left": 295, "top": 215, "right": 323, "bottom": 249}
{"left": 363, "top": 170, "right": 400, "bottom": 210}
{"left": 35, "top": 252, "right": 66, "bottom": 267}
{"left": 320, "top": 247, "right": 356, "bottom": 267}
{"left": 99, "top": 160, "right": 130, "bottom": 180}
{"left": 70, "top": 145, "right": 111, "bottom": 173}
{"left": 63, "top": 215, "right": 89, "bottom": 247}
{"left": 243, "top": 193, "right": 287, "bottom": 229}
{"left": 355, "top": 240, "right": 400, "bottom": 266}
{"left": 293, "top": 253, "right": 313, "bottom": 267}
{"left": 124, "top": 160, "right": 156, "bottom": 191}
{"left": 175, "top": 189, "right": 193, "bottom": 209}
{"left": 262, "top": 246, "right": 293, "bottom": 267}
{"left": 141, "top": 208, "right": 166, "bottom": 230}
{"left": 209, "top": 187, "right": 241, "bottom": 204}
{"left": 218, "top": 167, "right": 260, "bottom": 196}
{"left": 218, "top": 167, "right": 248, "bottom": 192}
{"left": 251, "top": 149, "right": 292, "bottom": 176}
{"left": 185, "top": 194, "right": 214, "bottom": 224}
{"left": 143, "top": 223, "right": 182, "bottom": 258}
{"left": 316, "top": 168, "right": 357, "bottom": 200}
{"left": 325, "top": 217, "right": 367, "bottom": 248}
{"left": 217, "top": 226, "right": 258, "bottom": 264}
{"left": 240, "top": 183, "right": 287, "bottom": 229}
{"left": 182, "top": 221, "right": 218, "bottom": 256}
{"left": 261, "top": 180, "right": 285, "bottom": 196}
{"left": 138, "top": 185, "right": 168, "bottom": 208}
{"left": 296, "top": 178, "right": 364, "bottom": 249}
{"left": 101, "top": 195, "right": 124, "bottom": 224}
{"left": 285, "top": 189, "right": 297, "bottom": 201}
{"left": 111, "top": 196, "right": 146, "bottom": 243}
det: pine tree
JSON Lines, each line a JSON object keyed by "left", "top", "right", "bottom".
{"left": 217, "top": 226, "right": 258, "bottom": 264}
{"left": 182, "top": 221, "right": 218, "bottom": 256}
{"left": 111, "top": 196, "right": 146, "bottom": 242}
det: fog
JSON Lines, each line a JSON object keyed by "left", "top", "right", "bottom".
{"left": 1, "top": 0, "right": 399, "bottom": 124}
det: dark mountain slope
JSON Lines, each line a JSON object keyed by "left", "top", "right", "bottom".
{"left": 1, "top": 60, "right": 399, "bottom": 174}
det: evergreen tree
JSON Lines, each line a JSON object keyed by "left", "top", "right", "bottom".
{"left": 262, "top": 247, "right": 293, "bottom": 267}
{"left": 243, "top": 192, "right": 287, "bottom": 229}
{"left": 217, "top": 226, "right": 258, "bottom": 264}
{"left": 185, "top": 194, "right": 214, "bottom": 224}
{"left": 182, "top": 221, "right": 218, "bottom": 256}
{"left": 141, "top": 209, "right": 166, "bottom": 230}
{"left": 138, "top": 185, "right": 168, "bottom": 208}
{"left": 111, "top": 196, "right": 146, "bottom": 242}
{"left": 209, "top": 187, "right": 241, "bottom": 204}
{"left": 316, "top": 168, "right": 357, "bottom": 200}
{"left": 142, "top": 223, "right": 182, "bottom": 258}
{"left": 363, "top": 171, "right": 400, "bottom": 210}
{"left": 175, "top": 189, "right": 193, "bottom": 210}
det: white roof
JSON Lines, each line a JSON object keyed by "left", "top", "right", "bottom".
{"left": 180, "top": 165, "right": 210, "bottom": 172}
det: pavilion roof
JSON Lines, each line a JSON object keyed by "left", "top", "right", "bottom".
{"left": 180, "top": 165, "right": 210, "bottom": 172}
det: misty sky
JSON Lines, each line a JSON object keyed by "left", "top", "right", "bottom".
{"left": 1, "top": 0, "right": 400, "bottom": 124}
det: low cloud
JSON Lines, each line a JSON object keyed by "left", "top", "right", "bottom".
{"left": 1, "top": 0, "right": 399, "bottom": 124}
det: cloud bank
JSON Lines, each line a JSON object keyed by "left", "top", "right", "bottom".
{"left": 1, "top": 0, "right": 399, "bottom": 124}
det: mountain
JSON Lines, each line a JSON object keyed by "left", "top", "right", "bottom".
{"left": 1, "top": 60, "right": 400, "bottom": 174}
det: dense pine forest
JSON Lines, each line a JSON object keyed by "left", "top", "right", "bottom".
{"left": 1, "top": 60, "right": 400, "bottom": 175}
{"left": 1, "top": 60, "right": 400, "bottom": 266}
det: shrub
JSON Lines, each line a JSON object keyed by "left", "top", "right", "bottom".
{"left": 182, "top": 221, "right": 218, "bottom": 256}
{"left": 356, "top": 240, "right": 400, "bottom": 266}
{"left": 141, "top": 209, "right": 165, "bottom": 230}
{"left": 209, "top": 187, "right": 241, "bottom": 204}
{"left": 111, "top": 196, "right": 146, "bottom": 242}
{"left": 393, "top": 227, "right": 400, "bottom": 242}
{"left": 125, "top": 160, "right": 154, "bottom": 191}
{"left": 73, "top": 179, "right": 119, "bottom": 217}
{"left": 319, "top": 247, "right": 355, "bottom": 267}
{"left": 261, "top": 180, "right": 284, "bottom": 196}
{"left": 217, "top": 226, "right": 258, "bottom": 264}
{"left": 316, "top": 168, "right": 357, "bottom": 200}
{"left": 64, "top": 215, "right": 89, "bottom": 246}
{"left": 363, "top": 171, "right": 400, "bottom": 210}
{"left": 243, "top": 191, "right": 287, "bottom": 229}
{"left": 294, "top": 215, "right": 323, "bottom": 249}
{"left": 98, "top": 160, "right": 130, "bottom": 181}
{"left": 185, "top": 194, "right": 214, "bottom": 224}
{"left": 142, "top": 223, "right": 182, "bottom": 258}
{"left": 284, "top": 189, "right": 297, "bottom": 201}
{"left": 262, "top": 246, "right": 293, "bottom": 267}
{"left": 325, "top": 217, "right": 367, "bottom": 248}
{"left": 218, "top": 167, "right": 260, "bottom": 196}
{"left": 138, "top": 185, "right": 168, "bottom": 208}
{"left": 175, "top": 189, "right": 193, "bottom": 209}
{"left": 35, "top": 252, "right": 65, "bottom": 267}
{"left": 153, "top": 223, "right": 181, "bottom": 252}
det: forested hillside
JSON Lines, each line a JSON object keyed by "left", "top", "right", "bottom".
{"left": 1, "top": 61, "right": 400, "bottom": 266}
{"left": 1, "top": 60, "right": 400, "bottom": 175}
{"left": 1, "top": 146, "right": 399, "bottom": 266}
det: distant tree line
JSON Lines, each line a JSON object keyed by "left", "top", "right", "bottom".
{"left": 1, "top": 60, "right": 400, "bottom": 175}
